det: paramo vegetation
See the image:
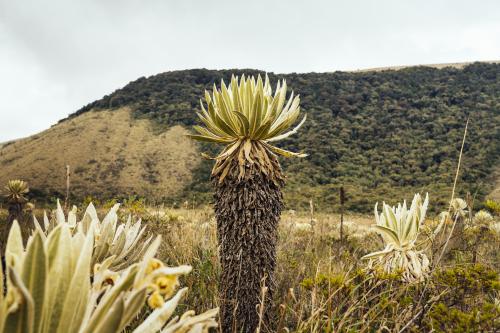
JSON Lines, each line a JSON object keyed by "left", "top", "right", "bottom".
{"left": 1, "top": 70, "right": 499, "bottom": 332}
{"left": 0, "top": 201, "right": 218, "bottom": 333}
{"left": 1, "top": 188, "right": 499, "bottom": 332}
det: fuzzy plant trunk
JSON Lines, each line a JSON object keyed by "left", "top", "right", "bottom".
{"left": 7, "top": 202, "right": 24, "bottom": 224}
{"left": 214, "top": 161, "right": 284, "bottom": 333}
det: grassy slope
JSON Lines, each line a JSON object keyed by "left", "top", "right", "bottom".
{"left": 352, "top": 60, "right": 500, "bottom": 72}
{"left": 0, "top": 108, "right": 200, "bottom": 202}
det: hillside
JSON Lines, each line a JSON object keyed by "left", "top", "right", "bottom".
{"left": 1, "top": 63, "right": 499, "bottom": 212}
{"left": 0, "top": 108, "right": 199, "bottom": 201}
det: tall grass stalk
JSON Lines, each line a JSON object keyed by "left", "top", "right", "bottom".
{"left": 434, "top": 116, "right": 469, "bottom": 266}
{"left": 400, "top": 117, "right": 470, "bottom": 332}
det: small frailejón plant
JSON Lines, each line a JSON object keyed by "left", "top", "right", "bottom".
{"left": 362, "top": 193, "right": 430, "bottom": 282}
{"left": 188, "top": 74, "right": 306, "bottom": 332}
{"left": 450, "top": 197, "right": 468, "bottom": 218}
{"left": 35, "top": 200, "right": 152, "bottom": 271}
{"left": 4, "top": 180, "right": 29, "bottom": 224}
{"left": 0, "top": 205, "right": 218, "bottom": 333}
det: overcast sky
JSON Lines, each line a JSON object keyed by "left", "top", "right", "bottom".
{"left": 1, "top": 0, "right": 499, "bottom": 142}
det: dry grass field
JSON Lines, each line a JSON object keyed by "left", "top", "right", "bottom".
{"left": 1, "top": 201, "right": 498, "bottom": 332}
{"left": 106, "top": 205, "right": 500, "bottom": 332}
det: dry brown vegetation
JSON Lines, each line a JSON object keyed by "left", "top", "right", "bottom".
{"left": 0, "top": 108, "right": 200, "bottom": 200}
{"left": 131, "top": 206, "right": 500, "bottom": 332}
{"left": 1, "top": 200, "right": 499, "bottom": 332}
{"left": 352, "top": 60, "right": 500, "bottom": 72}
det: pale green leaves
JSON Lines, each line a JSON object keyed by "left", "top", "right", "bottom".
{"left": 0, "top": 204, "right": 219, "bottom": 333}
{"left": 188, "top": 74, "right": 307, "bottom": 183}
{"left": 371, "top": 193, "right": 429, "bottom": 250}
{"left": 1, "top": 221, "right": 96, "bottom": 333}
{"left": 362, "top": 193, "right": 430, "bottom": 282}
{"left": 450, "top": 198, "right": 468, "bottom": 218}
{"left": 35, "top": 200, "right": 152, "bottom": 272}
{"left": 189, "top": 74, "right": 307, "bottom": 159}
{"left": 4, "top": 179, "right": 29, "bottom": 204}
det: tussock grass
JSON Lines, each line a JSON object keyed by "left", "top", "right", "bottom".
{"left": 136, "top": 207, "right": 500, "bottom": 332}
{"left": 1, "top": 204, "right": 499, "bottom": 331}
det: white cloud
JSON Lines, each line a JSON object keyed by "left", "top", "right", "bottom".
{"left": 0, "top": 27, "right": 73, "bottom": 141}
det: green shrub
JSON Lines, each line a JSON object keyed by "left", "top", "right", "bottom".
{"left": 484, "top": 199, "right": 500, "bottom": 216}
{"left": 426, "top": 302, "right": 499, "bottom": 332}
{"left": 433, "top": 264, "right": 500, "bottom": 300}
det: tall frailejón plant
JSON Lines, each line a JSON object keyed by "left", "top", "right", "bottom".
{"left": 4, "top": 180, "right": 29, "bottom": 224}
{"left": 362, "top": 193, "right": 430, "bottom": 282}
{"left": 189, "top": 74, "right": 306, "bottom": 332}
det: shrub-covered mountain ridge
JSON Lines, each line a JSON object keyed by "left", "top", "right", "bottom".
{"left": 70, "top": 63, "right": 500, "bottom": 211}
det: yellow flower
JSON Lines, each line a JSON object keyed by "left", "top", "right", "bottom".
{"left": 103, "top": 270, "right": 119, "bottom": 286}
{"left": 155, "top": 275, "right": 179, "bottom": 298}
{"left": 147, "top": 291, "right": 165, "bottom": 309}
{"left": 146, "top": 258, "right": 164, "bottom": 275}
